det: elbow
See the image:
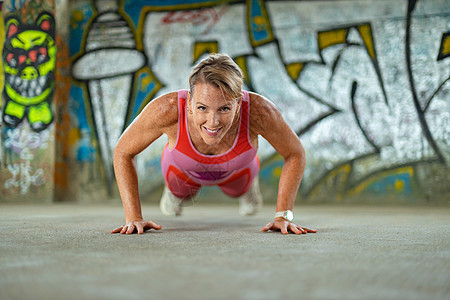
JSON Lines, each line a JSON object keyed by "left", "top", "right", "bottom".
{"left": 113, "top": 143, "right": 134, "bottom": 166}
{"left": 284, "top": 142, "right": 306, "bottom": 169}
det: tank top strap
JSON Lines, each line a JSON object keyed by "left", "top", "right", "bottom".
{"left": 176, "top": 89, "right": 191, "bottom": 153}
{"left": 234, "top": 90, "right": 251, "bottom": 153}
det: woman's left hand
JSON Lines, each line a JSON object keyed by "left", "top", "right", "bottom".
{"left": 261, "top": 218, "right": 317, "bottom": 235}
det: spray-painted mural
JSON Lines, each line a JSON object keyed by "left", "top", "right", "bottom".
{"left": 39, "top": 0, "right": 450, "bottom": 203}
{"left": 2, "top": 11, "right": 55, "bottom": 131}
{"left": 0, "top": 0, "right": 56, "bottom": 201}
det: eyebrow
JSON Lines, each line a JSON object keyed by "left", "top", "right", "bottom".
{"left": 196, "top": 102, "right": 231, "bottom": 108}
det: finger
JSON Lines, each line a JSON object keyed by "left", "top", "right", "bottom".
{"left": 136, "top": 223, "right": 144, "bottom": 234}
{"left": 120, "top": 225, "right": 127, "bottom": 234}
{"left": 126, "top": 224, "right": 135, "bottom": 234}
{"left": 281, "top": 223, "right": 288, "bottom": 235}
{"left": 302, "top": 227, "right": 317, "bottom": 233}
{"left": 111, "top": 226, "right": 124, "bottom": 234}
{"left": 261, "top": 222, "right": 273, "bottom": 232}
{"left": 146, "top": 221, "right": 162, "bottom": 230}
{"left": 294, "top": 225, "right": 306, "bottom": 234}
{"left": 289, "top": 224, "right": 303, "bottom": 235}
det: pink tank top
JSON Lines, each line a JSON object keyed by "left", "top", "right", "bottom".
{"left": 161, "top": 89, "right": 258, "bottom": 186}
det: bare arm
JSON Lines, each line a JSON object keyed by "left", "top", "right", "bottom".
{"left": 250, "top": 93, "right": 315, "bottom": 234}
{"left": 112, "top": 92, "right": 178, "bottom": 233}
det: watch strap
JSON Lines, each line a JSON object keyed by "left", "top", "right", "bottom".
{"left": 274, "top": 210, "right": 294, "bottom": 221}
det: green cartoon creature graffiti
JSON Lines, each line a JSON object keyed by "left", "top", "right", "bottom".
{"left": 2, "top": 12, "right": 56, "bottom": 132}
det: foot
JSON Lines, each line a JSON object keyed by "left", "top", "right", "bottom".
{"left": 239, "top": 176, "right": 263, "bottom": 216}
{"left": 3, "top": 114, "right": 23, "bottom": 127}
{"left": 160, "top": 185, "right": 183, "bottom": 216}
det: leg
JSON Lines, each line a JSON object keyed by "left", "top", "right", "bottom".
{"left": 160, "top": 165, "right": 201, "bottom": 216}
{"left": 237, "top": 174, "right": 263, "bottom": 216}
{"left": 28, "top": 101, "right": 53, "bottom": 131}
{"left": 3, "top": 100, "right": 26, "bottom": 128}
{"left": 218, "top": 157, "right": 262, "bottom": 215}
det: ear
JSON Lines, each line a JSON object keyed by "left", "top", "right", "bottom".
{"left": 187, "top": 90, "right": 192, "bottom": 104}
{"left": 36, "top": 12, "right": 55, "bottom": 35}
{"left": 5, "top": 17, "right": 20, "bottom": 38}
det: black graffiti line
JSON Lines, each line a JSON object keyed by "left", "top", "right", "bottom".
{"left": 295, "top": 109, "right": 340, "bottom": 137}
{"left": 269, "top": 39, "right": 342, "bottom": 112}
{"left": 328, "top": 43, "right": 390, "bottom": 109}
{"left": 260, "top": 107, "right": 342, "bottom": 167}
{"left": 269, "top": 39, "right": 344, "bottom": 139}
{"left": 350, "top": 81, "right": 380, "bottom": 153}
{"left": 235, "top": 53, "right": 257, "bottom": 92}
{"left": 423, "top": 77, "right": 450, "bottom": 113}
{"left": 243, "top": 38, "right": 341, "bottom": 119}
{"left": 345, "top": 157, "right": 440, "bottom": 194}
{"left": 327, "top": 43, "right": 357, "bottom": 95}
{"left": 406, "top": 0, "right": 446, "bottom": 164}
{"left": 302, "top": 152, "right": 377, "bottom": 200}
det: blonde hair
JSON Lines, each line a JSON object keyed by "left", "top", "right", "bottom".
{"left": 189, "top": 53, "right": 243, "bottom": 101}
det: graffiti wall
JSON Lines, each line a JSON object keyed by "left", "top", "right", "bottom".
{"left": 0, "top": 0, "right": 58, "bottom": 202}
{"left": 2, "top": 0, "right": 447, "bottom": 203}
{"left": 66, "top": 0, "right": 449, "bottom": 204}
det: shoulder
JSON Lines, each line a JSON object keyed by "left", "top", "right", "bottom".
{"left": 137, "top": 91, "right": 179, "bottom": 130}
{"left": 248, "top": 92, "right": 283, "bottom": 136}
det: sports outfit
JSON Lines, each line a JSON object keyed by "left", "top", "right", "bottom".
{"left": 161, "top": 89, "right": 259, "bottom": 199}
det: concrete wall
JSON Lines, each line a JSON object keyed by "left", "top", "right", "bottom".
{"left": 1, "top": 0, "right": 449, "bottom": 204}
{"left": 0, "top": 0, "right": 57, "bottom": 202}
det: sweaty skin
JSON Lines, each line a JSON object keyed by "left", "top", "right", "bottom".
{"left": 112, "top": 83, "right": 316, "bottom": 235}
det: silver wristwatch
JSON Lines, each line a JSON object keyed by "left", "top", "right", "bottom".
{"left": 274, "top": 210, "right": 294, "bottom": 222}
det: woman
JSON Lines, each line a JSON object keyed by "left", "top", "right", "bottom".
{"left": 111, "top": 53, "right": 316, "bottom": 235}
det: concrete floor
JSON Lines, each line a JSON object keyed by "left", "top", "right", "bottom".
{"left": 0, "top": 203, "right": 449, "bottom": 300}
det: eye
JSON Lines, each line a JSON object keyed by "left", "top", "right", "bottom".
{"left": 197, "top": 106, "right": 206, "bottom": 111}
{"left": 37, "top": 47, "right": 48, "bottom": 63}
{"left": 6, "top": 53, "right": 16, "bottom": 66}
{"left": 29, "top": 50, "right": 37, "bottom": 62}
{"left": 18, "top": 55, "right": 27, "bottom": 65}
{"left": 220, "top": 107, "right": 231, "bottom": 112}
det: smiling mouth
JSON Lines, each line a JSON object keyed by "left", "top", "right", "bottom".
{"left": 203, "top": 126, "right": 222, "bottom": 136}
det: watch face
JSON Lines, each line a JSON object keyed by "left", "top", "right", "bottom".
{"left": 286, "top": 210, "right": 294, "bottom": 221}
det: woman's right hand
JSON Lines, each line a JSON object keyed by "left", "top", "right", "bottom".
{"left": 111, "top": 220, "right": 162, "bottom": 234}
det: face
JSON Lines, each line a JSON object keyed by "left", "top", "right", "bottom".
{"left": 188, "top": 82, "right": 241, "bottom": 146}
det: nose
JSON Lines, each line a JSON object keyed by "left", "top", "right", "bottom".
{"left": 207, "top": 112, "right": 219, "bottom": 127}
{"left": 20, "top": 66, "right": 39, "bottom": 80}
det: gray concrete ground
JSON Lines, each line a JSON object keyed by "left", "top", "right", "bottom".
{"left": 0, "top": 202, "right": 449, "bottom": 300}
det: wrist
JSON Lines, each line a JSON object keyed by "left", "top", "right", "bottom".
{"left": 125, "top": 215, "right": 143, "bottom": 223}
{"left": 274, "top": 210, "right": 294, "bottom": 222}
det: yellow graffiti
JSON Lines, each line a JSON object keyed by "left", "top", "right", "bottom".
{"left": 71, "top": 10, "right": 84, "bottom": 29}
{"left": 68, "top": 128, "right": 81, "bottom": 146}
{"left": 394, "top": 179, "right": 404, "bottom": 192}
{"left": 193, "top": 41, "right": 219, "bottom": 62}
{"left": 357, "top": 24, "right": 375, "bottom": 59}
{"left": 318, "top": 28, "right": 348, "bottom": 51}
{"left": 140, "top": 74, "right": 153, "bottom": 92}
{"left": 234, "top": 55, "right": 250, "bottom": 87}
{"left": 246, "top": 0, "right": 274, "bottom": 47}
{"left": 253, "top": 16, "right": 265, "bottom": 26}
{"left": 442, "top": 35, "right": 450, "bottom": 56}
{"left": 348, "top": 166, "right": 414, "bottom": 197}
{"left": 273, "top": 166, "right": 282, "bottom": 178}
{"left": 307, "top": 163, "right": 351, "bottom": 202}
{"left": 286, "top": 62, "right": 304, "bottom": 82}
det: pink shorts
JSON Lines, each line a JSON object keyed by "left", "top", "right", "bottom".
{"left": 162, "top": 156, "right": 260, "bottom": 199}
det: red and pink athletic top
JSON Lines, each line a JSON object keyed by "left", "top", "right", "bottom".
{"left": 161, "top": 89, "right": 259, "bottom": 198}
